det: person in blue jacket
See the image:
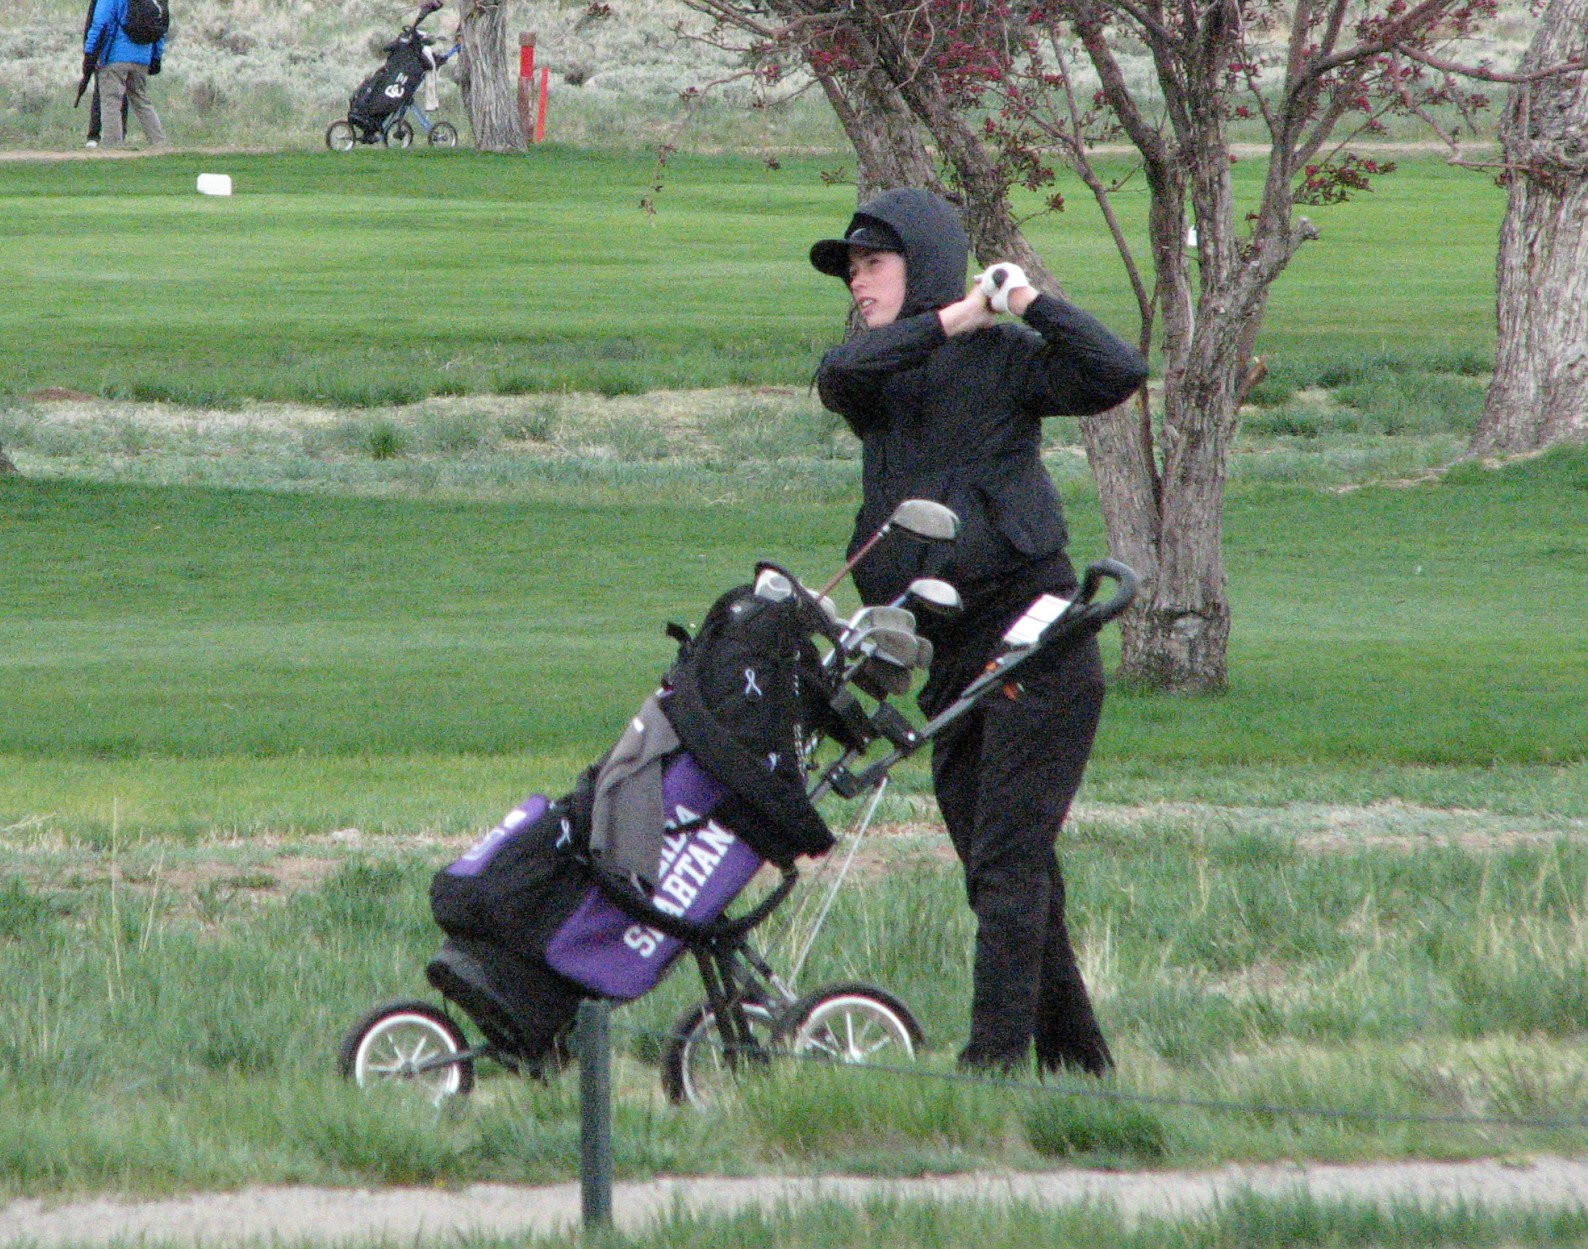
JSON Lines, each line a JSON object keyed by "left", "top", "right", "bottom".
{"left": 81, "top": 0, "right": 127, "bottom": 148}
{"left": 83, "top": 0, "right": 166, "bottom": 149}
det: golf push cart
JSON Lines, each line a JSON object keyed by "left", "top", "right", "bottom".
{"left": 339, "top": 500, "right": 1137, "bottom": 1108}
{"left": 326, "top": 0, "right": 460, "bottom": 150}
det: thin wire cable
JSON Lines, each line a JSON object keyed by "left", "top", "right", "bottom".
{"left": 785, "top": 779, "right": 889, "bottom": 986}
{"left": 609, "top": 1019, "right": 1588, "bottom": 1132}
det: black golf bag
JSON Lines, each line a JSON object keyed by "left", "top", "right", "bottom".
{"left": 425, "top": 572, "right": 843, "bottom": 1071}
{"left": 348, "top": 26, "right": 435, "bottom": 138}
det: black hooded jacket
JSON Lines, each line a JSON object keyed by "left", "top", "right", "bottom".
{"left": 815, "top": 189, "right": 1147, "bottom": 703}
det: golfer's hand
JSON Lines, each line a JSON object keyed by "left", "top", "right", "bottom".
{"left": 977, "top": 263, "right": 1037, "bottom": 316}
{"left": 938, "top": 289, "right": 998, "bottom": 338}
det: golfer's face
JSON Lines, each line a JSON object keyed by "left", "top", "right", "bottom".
{"left": 848, "top": 248, "right": 906, "bottom": 328}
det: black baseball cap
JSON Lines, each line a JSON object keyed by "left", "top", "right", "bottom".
{"left": 810, "top": 217, "right": 905, "bottom": 279}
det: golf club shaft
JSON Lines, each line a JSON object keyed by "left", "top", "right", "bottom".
{"left": 816, "top": 522, "right": 890, "bottom": 598}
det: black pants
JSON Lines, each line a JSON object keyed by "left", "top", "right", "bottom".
{"left": 930, "top": 630, "right": 1112, "bottom": 1075}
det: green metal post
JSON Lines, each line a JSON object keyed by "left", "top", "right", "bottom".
{"left": 577, "top": 999, "right": 614, "bottom": 1231}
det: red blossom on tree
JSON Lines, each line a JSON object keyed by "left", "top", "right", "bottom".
{"left": 667, "top": 0, "right": 1581, "bottom": 688}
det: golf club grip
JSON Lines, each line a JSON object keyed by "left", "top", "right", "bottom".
{"left": 1078, "top": 559, "right": 1138, "bottom": 626}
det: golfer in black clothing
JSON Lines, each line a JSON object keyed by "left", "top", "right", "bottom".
{"left": 811, "top": 188, "right": 1147, "bottom": 1075}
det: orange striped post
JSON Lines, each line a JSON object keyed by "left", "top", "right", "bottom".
{"left": 517, "top": 32, "right": 536, "bottom": 143}
{"left": 536, "top": 66, "right": 550, "bottom": 142}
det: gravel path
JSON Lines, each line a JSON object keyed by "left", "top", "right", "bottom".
{"left": 5, "top": 1158, "right": 1588, "bottom": 1245}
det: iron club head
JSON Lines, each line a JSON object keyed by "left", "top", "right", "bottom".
{"left": 892, "top": 578, "right": 962, "bottom": 619}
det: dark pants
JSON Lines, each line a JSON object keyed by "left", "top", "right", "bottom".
{"left": 931, "top": 630, "right": 1112, "bottom": 1075}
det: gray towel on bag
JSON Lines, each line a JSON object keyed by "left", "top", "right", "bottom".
{"left": 588, "top": 693, "right": 680, "bottom": 888}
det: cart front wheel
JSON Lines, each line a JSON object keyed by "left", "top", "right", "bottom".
{"left": 338, "top": 999, "right": 474, "bottom": 1103}
{"left": 428, "top": 121, "right": 459, "bottom": 147}
{"left": 325, "top": 120, "right": 356, "bottom": 152}
{"left": 775, "top": 983, "right": 922, "bottom": 1066}
{"left": 662, "top": 997, "right": 777, "bottom": 1108}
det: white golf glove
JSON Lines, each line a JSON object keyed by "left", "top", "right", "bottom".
{"left": 977, "top": 262, "right": 1030, "bottom": 314}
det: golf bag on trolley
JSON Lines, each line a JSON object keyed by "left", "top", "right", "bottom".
{"left": 424, "top": 573, "right": 845, "bottom": 1073}
{"left": 346, "top": 2, "right": 444, "bottom": 140}
{"left": 338, "top": 499, "right": 1137, "bottom": 1105}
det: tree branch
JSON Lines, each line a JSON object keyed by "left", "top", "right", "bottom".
{"left": 1098, "top": 0, "right": 1180, "bottom": 48}
{"left": 1389, "top": 41, "right": 1588, "bottom": 84}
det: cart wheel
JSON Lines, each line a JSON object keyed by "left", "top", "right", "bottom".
{"left": 338, "top": 999, "right": 474, "bottom": 1104}
{"left": 662, "top": 997, "right": 777, "bottom": 1108}
{"left": 386, "top": 119, "right": 415, "bottom": 149}
{"left": 775, "top": 982, "right": 922, "bottom": 1066}
{"left": 428, "top": 121, "right": 459, "bottom": 147}
{"left": 325, "top": 120, "right": 356, "bottom": 152}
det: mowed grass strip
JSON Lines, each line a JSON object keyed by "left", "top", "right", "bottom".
{"left": 0, "top": 477, "right": 848, "bottom": 760}
{"left": 3, "top": 446, "right": 1583, "bottom": 785}
{"left": 0, "top": 150, "right": 1503, "bottom": 405}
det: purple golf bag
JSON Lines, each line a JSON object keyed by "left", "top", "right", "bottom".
{"left": 425, "top": 575, "right": 842, "bottom": 1069}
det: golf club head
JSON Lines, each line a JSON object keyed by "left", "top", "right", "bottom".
{"left": 897, "top": 578, "right": 962, "bottom": 618}
{"left": 753, "top": 568, "right": 793, "bottom": 602}
{"left": 844, "top": 605, "right": 917, "bottom": 642}
{"left": 803, "top": 587, "right": 839, "bottom": 624}
{"left": 853, "top": 654, "right": 915, "bottom": 699}
{"left": 889, "top": 499, "right": 960, "bottom": 544}
{"left": 855, "top": 625, "right": 923, "bottom": 669}
{"left": 815, "top": 499, "right": 961, "bottom": 600}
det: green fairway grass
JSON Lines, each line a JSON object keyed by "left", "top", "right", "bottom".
{"left": 2, "top": 446, "right": 1584, "bottom": 840}
{"left": 4, "top": 145, "right": 1585, "bottom": 1201}
{"left": 0, "top": 149, "right": 1503, "bottom": 406}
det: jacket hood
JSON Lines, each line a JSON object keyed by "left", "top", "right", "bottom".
{"left": 817, "top": 188, "right": 969, "bottom": 317}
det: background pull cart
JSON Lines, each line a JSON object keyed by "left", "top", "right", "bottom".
{"left": 325, "top": 1, "right": 460, "bottom": 151}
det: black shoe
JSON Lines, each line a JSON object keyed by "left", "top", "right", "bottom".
{"left": 956, "top": 1042, "right": 1032, "bottom": 1078}
{"left": 1036, "top": 1041, "right": 1113, "bottom": 1079}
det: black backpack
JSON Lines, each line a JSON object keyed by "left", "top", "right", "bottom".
{"left": 659, "top": 573, "right": 841, "bottom": 865}
{"left": 122, "top": 0, "right": 169, "bottom": 45}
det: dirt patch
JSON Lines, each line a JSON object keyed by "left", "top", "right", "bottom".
{"left": 7, "top": 802, "right": 1585, "bottom": 909}
{"left": 0, "top": 146, "right": 277, "bottom": 162}
{"left": 1066, "top": 799, "right": 1588, "bottom": 853}
{"left": 22, "top": 388, "right": 98, "bottom": 402}
{"left": 4, "top": 1157, "right": 1586, "bottom": 1245}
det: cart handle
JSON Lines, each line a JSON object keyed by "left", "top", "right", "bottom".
{"left": 1074, "top": 557, "right": 1138, "bottom": 629}
{"left": 812, "top": 557, "right": 1139, "bottom": 797}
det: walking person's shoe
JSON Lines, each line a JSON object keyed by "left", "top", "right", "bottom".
{"left": 957, "top": 1041, "right": 1031, "bottom": 1077}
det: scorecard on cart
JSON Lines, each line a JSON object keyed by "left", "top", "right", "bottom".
{"left": 1001, "top": 592, "right": 1075, "bottom": 649}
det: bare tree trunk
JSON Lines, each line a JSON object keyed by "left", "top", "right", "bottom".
{"left": 815, "top": 68, "right": 943, "bottom": 199}
{"left": 1079, "top": 405, "right": 1161, "bottom": 665}
{"left": 456, "top": 0, "right": 526, "bottom": 152}
{"left": 1470, "top": 0, "right": 1588, "bottom": 457}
